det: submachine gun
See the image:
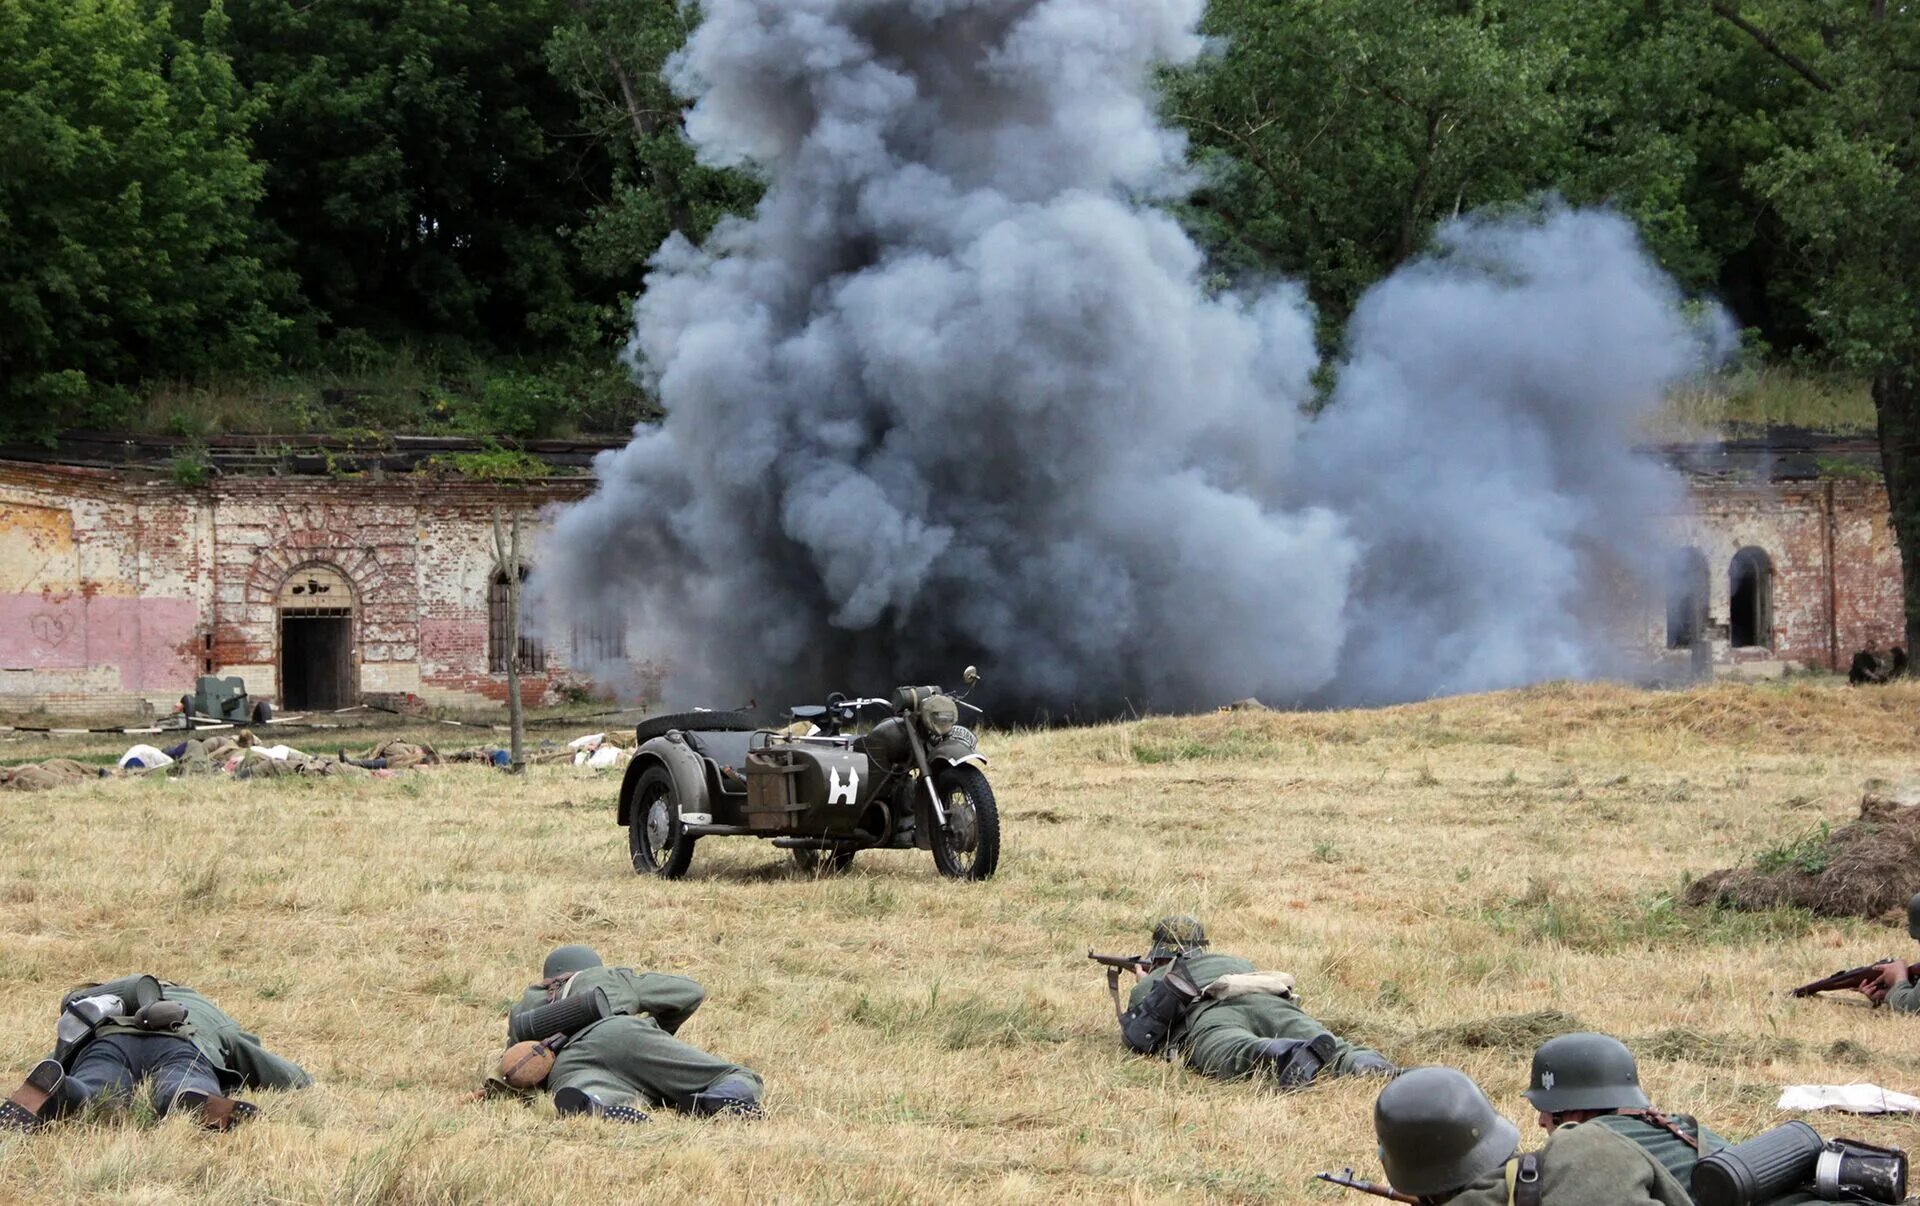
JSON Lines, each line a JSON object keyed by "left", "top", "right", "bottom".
{"left": 1789, "top": 960, "right": 1920, "bottom": 1003}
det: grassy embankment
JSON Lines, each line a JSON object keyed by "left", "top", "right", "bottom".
{"left": 3, "top": 681, "right": 1919, "bottom": 1200}
{"left": 129, "top": 356, "right": 1875, "bottom": 446}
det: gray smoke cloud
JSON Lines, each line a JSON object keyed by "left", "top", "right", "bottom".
{"left": 532, "top": 0, "right": 1728, "bottom": 715}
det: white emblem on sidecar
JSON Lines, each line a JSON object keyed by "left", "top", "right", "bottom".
{"left": 828, "top": 766, "right": 859, "bottom": 805}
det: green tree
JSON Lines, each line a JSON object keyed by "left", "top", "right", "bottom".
{"left": 0, "top": 0, "right": 280, "bottom": 437}
{"left": 1162, "top": 0, "right": 1587, "bottom": 336}
{"left": 175, "top": 0, "right": 610, "bottom": 349}
{"left": 1731, "top": 2, "right": 1920, "bottom": 647}
{"left": 544, "top": 0, "right": 759, "bottom": 315}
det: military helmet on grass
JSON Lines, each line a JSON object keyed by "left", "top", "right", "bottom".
{"left": 1374, "top": 1066, "right": 1520, "bottom": 1196}
{"left": 1523, "top": 1032, "right": 1650, "bottom": 1114}
{"left": 1149, "top": 915, "right": 1207, "bottom": 958}
{"left": 542, "top": 945, "right": 603, "bottom": 979}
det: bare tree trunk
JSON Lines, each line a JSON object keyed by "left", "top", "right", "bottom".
{"left": 492, "top": 508, "right": 528, "bottom": 771}
{"left": 1874, "top": 370, "right": 1920, "bottom": 655}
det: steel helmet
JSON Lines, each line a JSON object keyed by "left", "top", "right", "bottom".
{"left": 1374, "top": 1066, "right": 1521, "bottom": 1196}
{"left": 1523, "top": 1032, "right": 1651, "bottom": 1114}
{"left": 1907, "top": 892, "right": 1920, "bottom": 941}
{"left": 542, "top": 945, "right": 604, "bottom": 979}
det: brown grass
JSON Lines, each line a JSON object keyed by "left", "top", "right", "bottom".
{"left": 3, "top": 681, "right": 1920, "bottom": 1201}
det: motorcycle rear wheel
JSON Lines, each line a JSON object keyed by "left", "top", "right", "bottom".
{"left": 929, "top": 764, "right": 999, "bottom": 881}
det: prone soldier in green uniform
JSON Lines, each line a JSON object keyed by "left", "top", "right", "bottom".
{"left": 1859, "top": 892, "right": 1920, "bottom": 1013}
{"left": 499, "top": 945, "right": 763, "bottom": 1122}
{"left": 1522, "top": 1032, "right": 1727, "bottom": 1185}
{"left": 1371, "top": 1065, "right": 1691, "bottom": 1204}
{"left": 1, "top": 975, "right": 310, "bottom": 1132}
{"left": 1116, "top": 916, "right": 1394, "bottom": 1087}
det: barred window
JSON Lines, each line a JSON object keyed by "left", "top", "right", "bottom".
{"left": 489, "top": 568, "right": 546, "bottom": 672}
{"left": 572, "top": 615, "right": 628, "bottom": 664}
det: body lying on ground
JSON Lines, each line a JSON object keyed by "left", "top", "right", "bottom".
{"left": 491, "top": 944, "right": 763, "bottom": 1123}
{"left": 1, "top": 974, "right": 310, "bottom": 1132}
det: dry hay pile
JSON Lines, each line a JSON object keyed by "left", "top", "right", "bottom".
{"left": 1685, "top": 787, "right": 1920, "bottom": 920}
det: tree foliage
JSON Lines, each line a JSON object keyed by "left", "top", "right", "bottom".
{"left": 0, "top": 0, "right": 280, "bottom": 436}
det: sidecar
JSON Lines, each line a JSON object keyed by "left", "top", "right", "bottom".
{"left": 614, "top": 709, "right": 919, "bottom": 879}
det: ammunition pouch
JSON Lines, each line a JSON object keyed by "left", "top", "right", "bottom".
{"left": 1692, "top": 1120, "right": 1824, "bottom": 1206}
{"left": 1814, "top": 1137, "right": 1907, "bottom": 1203}
{"left": 1119, "top": 961, "right": 1200, "bottom": 1055}
{"left": 508, "top": 987, "right": 612, "bottom": 1045}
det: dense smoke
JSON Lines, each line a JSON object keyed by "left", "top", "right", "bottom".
{"left": 532, "top": 0, "right": 1727, "bottom": 715}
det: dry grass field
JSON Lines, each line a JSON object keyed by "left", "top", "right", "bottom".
{"left": 4, "top": 681, "right": 1920, "bottom": 1202}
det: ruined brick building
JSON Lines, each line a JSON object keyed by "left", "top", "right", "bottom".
{"left": 0, "top": 431, "right": 1905, "bottom": 720}
{"left": 0, "top": 436, "right": 614, "bottom": 720}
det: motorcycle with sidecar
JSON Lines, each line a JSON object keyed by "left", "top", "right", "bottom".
{"left": 614, "top": 667, "right": 999, "bottom": 880}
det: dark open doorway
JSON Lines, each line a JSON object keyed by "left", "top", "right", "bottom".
{"left": 280, "top": 612, "right": 354, "bottom": 710}
{"left": 1729, "top": 546, "right": 1773, "bottom": 649}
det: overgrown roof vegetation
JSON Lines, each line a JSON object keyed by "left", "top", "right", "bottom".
{"left": 1, "top": 1, "right": 1913, "bottom": 444}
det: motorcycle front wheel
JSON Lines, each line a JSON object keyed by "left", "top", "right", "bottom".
{"left": 929, "top": 764, "right": 1000, "bottom": 880}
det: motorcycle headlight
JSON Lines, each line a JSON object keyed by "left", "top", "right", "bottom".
{"left": 918, "top": 694, "right": 958, "bottom": 737}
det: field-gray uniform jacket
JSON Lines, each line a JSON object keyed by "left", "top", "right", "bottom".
{"left": 510, "top": 967, "right": 759, "bottom": 1111}
{"left": 1592, "top": 1113, "right": 1727, "bottom": 1186}
{"left": 1444, "top": 1120, "right": 1693, "bottom": 1205}
{"left": 1125, "top": 950, "right": 1384, "bottom": 1079}
{"left": 1886, "top": 975, "right": 1920, "bottom": 1013}
{"left": 63, "top": 976, "right": 312, "bottom": 1093}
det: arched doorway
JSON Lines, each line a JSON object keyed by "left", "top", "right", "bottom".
{"left": 1729, "top": 547, "right": 1773, "bottom": 649}
{"left": 1666, "top": 548, "right": 1709, "bottom": 649}
{"left": 278, "top": 563, "right": 356, "bottom": 709}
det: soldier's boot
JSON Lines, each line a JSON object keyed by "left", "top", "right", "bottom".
{"left": 552, "top": 1086, "right": 648, "bottom": 1124}
{"left": 168, "top": 1088, "right": 259, "bottom": 1131}
{"left": 0, "top": 1059, "right": 67, "bottom": 1131}
{"left": 1346, "top": 1051, "right": 1399, "bottom": 1076}
{"left": 689, "top": 1074, "right": 764, "bottom": 1119}
{"left": 1254, "top": 1033, "right": 1339, "bottom": 1090}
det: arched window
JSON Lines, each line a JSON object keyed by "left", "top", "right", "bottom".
{"left": 1665, "top": 548, "right": 1709, "bottom": 649}
{"left": 489, "top": 566, "right": 547, "bottom": 672}
{"left": 1729, "top": 547, "right": 1773, "bottom": 649}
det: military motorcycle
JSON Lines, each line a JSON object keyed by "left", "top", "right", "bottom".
{"left": 615, "top": 667, "right": 999, "bottom": 880}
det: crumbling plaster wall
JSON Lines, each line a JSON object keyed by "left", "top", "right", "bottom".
{"left": 0, "top": 462, "right": 591, "bottom": 717}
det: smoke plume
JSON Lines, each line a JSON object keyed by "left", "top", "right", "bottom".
{"left": 533, "top": 0, "right": 1727, "bottom": 715}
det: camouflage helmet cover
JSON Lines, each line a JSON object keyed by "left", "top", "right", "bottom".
{"left": 1523, "top": 1032, "right": 1650, "bottom": 1113}
{"left": 1149, "top": 915, "right": 1208, "bottom": 958}
{"left": 1374, "top": 1066, "right": 1521, "bottom": 1196}
{"left": 1907, "top": 892, "right": 1920, "bottom": 940}
{"left": 542, "top": 944, "right": 604, "bottom": 979}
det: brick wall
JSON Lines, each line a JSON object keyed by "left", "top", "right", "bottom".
{"left": 1656, "top": 478, "right": 1905, "bottom": 671}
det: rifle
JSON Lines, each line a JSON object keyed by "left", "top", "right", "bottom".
{"left": 1316, "top": 1169, "right": 1419, "bottom": 1203}
{"left": 1086, "top": 950, "right": 1175, "bottom": 973}
{"left": 1789, "top": 960, "right": 1920, "bottom": 1002}
{"left": 1087, "top": 949, "right": 1175, "bottom": 1020}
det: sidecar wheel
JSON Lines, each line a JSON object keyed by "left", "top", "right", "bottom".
{"left": 791, "top": 846, "right": 857, "bottom": 875}
{"left": 629, "top": 766, "right": 696, "bottom": 879}
{"left": 929, "top": 764, "right": 999, "bottom": 881}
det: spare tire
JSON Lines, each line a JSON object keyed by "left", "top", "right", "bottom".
{"left": 634, "top": 709, "right": 757, "bottom": 745}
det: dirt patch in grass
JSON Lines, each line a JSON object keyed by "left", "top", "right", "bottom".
{"left": 1685, "top": 789, "right": 1920, "bottom": 920}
